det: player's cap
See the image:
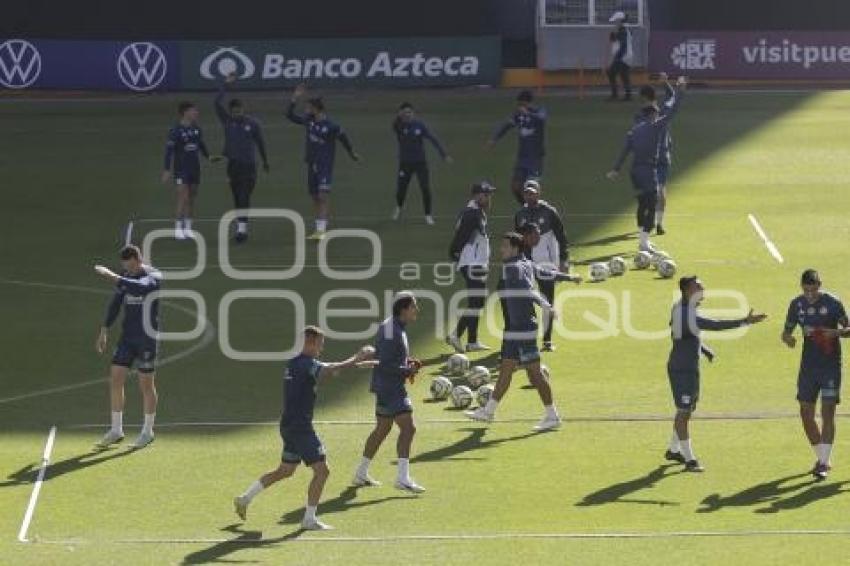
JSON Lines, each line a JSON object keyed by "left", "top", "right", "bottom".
{"left": 609, "top": 11, "right": 626, "bottom": 22}
{"left": 678, "top": 275, "right": 701, "bottom": 293}
{"left": 801, "top": 269, "right": 821, "bottom": 285}
{"left": 518, "top": 221, "right": 541, "bottom": 235}
{"left": 523, "top": 180, "right": 541, "bottom": 194}
{"left": 471, "top": 181, "right": 496, "bottom": 195}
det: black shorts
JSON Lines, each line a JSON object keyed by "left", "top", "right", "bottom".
{"left": 280, "top": 427, "right": 326, "bottom": 465}
{"left": 668, "top": 367, "right": 699, "bottom": 411}
{"left": 797, "top": 367, "right": 842, "bottom": 404}
{"left": 112, "top": 339, "right": 158, "bottom": 373}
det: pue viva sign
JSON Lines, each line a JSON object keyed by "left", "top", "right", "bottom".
{"left": 650, "top": 31, "right": 850, "bottom": 79}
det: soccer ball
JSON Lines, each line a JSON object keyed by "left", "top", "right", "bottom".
{"left": 658, "top": 258, "right": 677, "bottom": 278}
{"left": 650, "top": 250, "right": 671, "bottom": 269}
{"left": 447, "top": 353, "right": 470, "bottom": 376}
{"left": 451, "top": 385, "right": 474, "bottom": 409}
{"left": 589, "top": 262, "right": 610, "bottom": 282}
{"left": 468, "top": 365, "right": 491, "bottom": 388}
{"left": 430, "top": 376, "right": 453, "bottom": 400}
{"left": 634, "top": 251, "right": 652, "bottom": 270}
{"left": 608, "top": 256, "right": 627, "bottom": 276}
{"left": 360, "top": 345, "right": 376, "bottom": 359}
{"left": 476, "top": 383, "right": 495, "bottom": 407}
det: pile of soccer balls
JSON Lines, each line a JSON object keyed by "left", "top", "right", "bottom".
{"left": 430, "top": 354, "right": 494, "bottom": 409}
{"left": 588, "top": 250, "right": 677, "bottom": 282}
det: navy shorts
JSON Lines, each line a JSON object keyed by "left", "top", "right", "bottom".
{"left": 656, "top": 161, "right": 670, "bottom": 187}
{"left": 375, "top": 390, "right": 413, "bottom": 418}
{"left": 797, "top": 367, "right": 842, "bottom": 404}
{"left": 307, "top": 162, "right": 333, "bottom": 195}
{"left": 112, "top": 340, "right": 158, "bottom": 373}
{"left": 668, "top": 368, "right": 699, "bottom": 411}
{"left": 501, "top": 338, "right": 540, "bottom": 364}
{"left": 630, "top": 167, "right": 658, "bottom": 194}
{"left": 512, "top": 163, "right": 543, "bottom": 184}
{"left": 280, "top": 427, "right": 326, "bottom": 465}
{"left": 174, "top": 169, "right": 200, "bottom": 186}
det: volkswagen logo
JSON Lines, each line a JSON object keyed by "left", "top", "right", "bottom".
{"left": 0, "top": 39, "right": 42, "bottom": 89}
{"left": 117, "top": 42, "right": 167, "bottom": 92}
{"left": 200, "top": 47, "right": 255, "bottom": 80}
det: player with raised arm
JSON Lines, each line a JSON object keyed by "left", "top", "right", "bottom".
{"left": 666, "top": 275, "right": 766, "bottom": 472}
{"left": 353, "top": 292, "right": 425, "bottom": 493}
{"left": 161, "top": 101, "right": 220, "bottom": 240}
{"left": 487, "top": 90, "right": 546, "bottom": 205}
{"left": 286, "top": 84, "right": 360, "bottom": 240}
{"left": 215, "top": 73, "right": 270, "bottom": 244}
{"left": 782, "top": 269, "right": 850, "bottom": 481}
{"left": 93, "top": 245, "right": 163, "bottom": 450}
{"left": 391, "top": 102, "right": 452, "bottom": 225}
{"left": 607, "top": 76, "right": 686, "bottom": 253}
{"left": 233, "top": 326, "right": 374, "bottom": 530}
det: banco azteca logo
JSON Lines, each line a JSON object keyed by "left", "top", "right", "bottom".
{"left": 0, "top": 39, "right": 42, "bottom": 89}
{"left": 117, "top": 42, "right": 168, "bottom": 92}
{"left": 200, "top": 47, "right": 256, "bottom": 80}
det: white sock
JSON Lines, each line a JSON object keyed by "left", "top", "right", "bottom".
{"left": 316, "top": 219, "right": 328, "bottom": 232}
{"left": 304, "top": 505, "right": 317, "bottom": 522}
{"left": 241, "top": 480, "right": 264, "bottom": 503}
{"left": 184, "top": 218, "right": 193, "bottom": 231}
{"left": 544, "top": 404, "right": 558, "bottom": 419}
{"left": 656, "top": 210, "right": 665, "bottom": 225}
{"left": 356, "top": 456, "right": 371, "bottom": 478}
{"left": 668, "top": 431, "right": 681, "bottom": 453}
{"left": 237, "top": 221, "right": 247, "bottom": 234}
{"left": 812, "top": 443, "right": 821, "bottom": 459}
{"left": 679, "top": 439, "right": 695, "bottom": 461}
{"left": 484, "top": 399, "right": 499, "bottom": 415}
{"left": 175, "top": 219, "right": 183, "bottom": 231}
{"left": 111, "top": 411, "right": 123, "bottom": 434}
{"left": 142, "top": 413, "right": 155, "bottom": 436}
{"left": 818, "top": 443, "right": 833, "bottom": 465}
{"left": 639, "top": 230, "right": 649, "bottom": 247}
{"left": 397, "top": 458, "right": 410, "bottom": 481}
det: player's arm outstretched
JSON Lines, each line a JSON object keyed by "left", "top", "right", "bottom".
{"left": 286, "top": 83, "right": 308, "bottom": 124}
{"left": 697, "top": 308, "right": 766, "bottom": 331}
{"left": 317, "top": 345, "right": 377, "bottom": 379}
{"left": 338, "top": 129, "right": 361, "bottom": 161}
{"left": 486, "top": 118, "right": 514, "bottom": 148}
{"left": 423, "top": 125, "right": 452, "bottom": 163}
{"left": 214, "top": 74, "right": 235, "bottom": 123}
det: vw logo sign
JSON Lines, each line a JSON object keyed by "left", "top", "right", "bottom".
{"left": 0, "top": 39, "right": 42, "bottom": 89}
{"left": 117, "top": 42, "right": 167, "bottom": 92}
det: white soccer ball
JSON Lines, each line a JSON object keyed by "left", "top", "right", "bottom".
{"left": 476, "top": 383, "right": 495, "bottom": 407}
{"left": 430, "top": 376, "right": 453, "bottom": 400}
{"left": 658, "top": 258, "right": 677, "bottom": 279}
{"left": 589, "top": 262, "right": 610, "bottom": 282}
{"left": 650, "top": 250, "right": 671, "bottom": 269}
{"left": 608, "top": 256, "right": 627, "bottom": 276}
{"left": 451, "top": 385, "right": 474, "bottom": 409}
{"left": 634, "top": 251, "right": 652, "bottom": 270}
{"left": 447, "top": 353, "right": 470, "bottom": 376}
{"left": 468, "top": 365, "right": 491, "bottom": 388}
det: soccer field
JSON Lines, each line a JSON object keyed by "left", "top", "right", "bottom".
{"left": 2, "top": 87, "right": 850, "bottom": 565}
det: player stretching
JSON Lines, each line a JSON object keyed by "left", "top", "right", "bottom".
{"left": 487, "top": 90, "right": 546, "bottom": 204}
{"left": 215, "top": 73, "right": 270, "bottom": 244}
{"left": 467, "top": 232, "right": 571, "bottom": 431}
{"left": 287, "top": 84, "right": 360, "bottom": 240}
{"left": 666, "top": 276, "right": 766, "bottom": 472}
{"left": 514, "top": 180, "right": 570, "bottom": 351}
{"left": 354, "top": 292, "right": 425, "bottom": 493}
{"left": 233, "top": 326, "right": 373, "bottom": 530}
{"left": 781, "top": 269, "right": 850, "bottom": 481}
{"left": 391, "top": 102, "right": 452, "bottom": 225}
{"left": 607, "top": 76, "right": 686, "bottom": 252}
{"left": 446, "top": 182, "right": 496, "bottom": 353}
{"left": 637, "top": 73, "right": 677, "bottom": 235}
{"left": 161, "top": 101, "right": 219, "bottom": 240}
{"left": 94, "top": 245, "right": 162, "bottom": 449}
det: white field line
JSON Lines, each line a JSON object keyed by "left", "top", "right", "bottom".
{"left": 17, "top": 426, "right": 57, "bottom": 543}
{"left": 747, "top": 213, "right": 784, "bottom": 263}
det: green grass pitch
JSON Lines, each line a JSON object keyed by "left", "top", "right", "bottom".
{"left": 2, "top": 87, "right": 850, "bottom": 564}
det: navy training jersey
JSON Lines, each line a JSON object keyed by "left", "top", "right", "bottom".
{"left": 393, "top": 118, "right": 447, "bottom": 163}
{"left": 370, "top": 316, "right": 413, "bottom": 396}
{"left": 501, "top": 256, "right": 547, "bottom": 334}
{"left": 103, "top": 266, "right": 163, "bottom": 344}
{"left": 493, "top": 107, "right": 546, "bottom": 167}
{"left": 280, "top": 353, "right": 326, "bottom": 430}
{"left": 785, "top": 292, "right": 848, "bottom": 369}
{"left": 164, "top": 123, "right": 208, "bottom": 173}
{"left": 286, "top": 102, "right": 354, "bottom": 167}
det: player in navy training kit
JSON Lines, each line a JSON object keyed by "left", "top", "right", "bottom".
{"left": 161, "top": 101, "right": 221, "bottom": 240}
{"left": 782, "top": 269, "right": 850, "bottom": 481}
{"left": 391, "top": 102, "right": 452, "bottom": 225}
{"left": 94, "top": 245, "right": 163, "bottom": 450}
{"left": 354, "top": 292, "right": 426, "bottom": 493}
{"left": 233, "top": 326, "right": 374, "bottom": 530}
{"left": 666, "top": 275, "right": 766, "bottom": 472}
{"left": 488, "top": 90, "right": 546, "bottom": 205}
{"left": 286, "top": 84, "right": 360, "bottom": 240}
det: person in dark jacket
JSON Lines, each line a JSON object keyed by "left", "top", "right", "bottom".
{"left": 606, "top": 11, "right": 633, "bottom": 101}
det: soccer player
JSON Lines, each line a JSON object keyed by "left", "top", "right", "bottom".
{"left": 487, "top": 90, "right": 546, "bottom": 204}
{"left": 607, "top": 76, "right": 686, "bottom": 253}
{"left": 353, "top": 292, "right": 425, "bottom": 493}
{"left": 606, "top": 11, "right": 633, "bottom": 101}
{"left": 286, "top": 84, "right": 360, "bottom": 240}
{"left": 93, "top": 245, "right": 163, "bottom": 449}
{"left": 637, "top": 73, "right": 677, "bottom": 235}
{"left": 215, "top": 73, "right": 270, "bottom": 244}
{"left": 666, "top": 275, "right": 766, "bottom": 472}
{"left": 161, "top": 101, "right": 220, "bottom": 240}
{"left": 446, "top": 181, "right": 496, "bottom": 353}
{"left": 391, "top": 102, "right": 452, "bottom": 225}
{"left": 781, "top": 269, "right": 850, "bottom": 481}
{"left": 514, "top": 180, "right": 570, "bottom": 351}
{"left": 233, "top": 326, "right": 374, "bottom": 530}
{"left": 466, "top": 232, "right": 570, "bottom": 431}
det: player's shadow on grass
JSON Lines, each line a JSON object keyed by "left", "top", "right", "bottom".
{"left": 182, "top": 523, "right": 305, "bottom": 565}
{"left": 278, "top": 486, "right": 409, "bottom": 526}
{"left": 0, "top": 447, "right": 134, "bottom": 488}
{"left": 699, "top": 472, "right": 850, "bottom": 514}
{"left": 411, "top": 427, "right": 539, "bottom": 463}
{"left": 576, "top": 464, "right": 682, "bottom": 507}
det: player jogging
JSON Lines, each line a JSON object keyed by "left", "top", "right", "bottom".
{"left": 446, "top": 181, "right": 496, "bottom": 353}
{"left": 607, "top": 76, "right": 686, "bottom": 253}
{"left": 391, "top": 102, "right": 452, "bottom": 225}
{"left": 233, "top": 326, "right": 374, "bottom": 530}
{"left": 215, "top": 73, "right": 270, "bottom": 244}
{"left": 286, "top": 84, "right": 360, "bottom": 240}
{"left": 94, "top": 245, "right": 163, "bottom": 450}
{"left": 487, "top": 90, "right": 546, "bottom": 204}
{"left": 636, "top": 73, "right": 677, "bottom": 235}
{"left": 353, "top": 292, "right": 425, "bottom": 493}
{"left": 666, "top": 275, "right": 766, "bottom": 472}
{"left": 161, "top": 101, "right": 220, "bottom": 240}
{"left": 781, "top": 269, "right": 850, "bottom": 481}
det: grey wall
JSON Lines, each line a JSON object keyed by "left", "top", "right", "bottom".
{"left": 538, "top": 27, "right": 648, "bottom": 70}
